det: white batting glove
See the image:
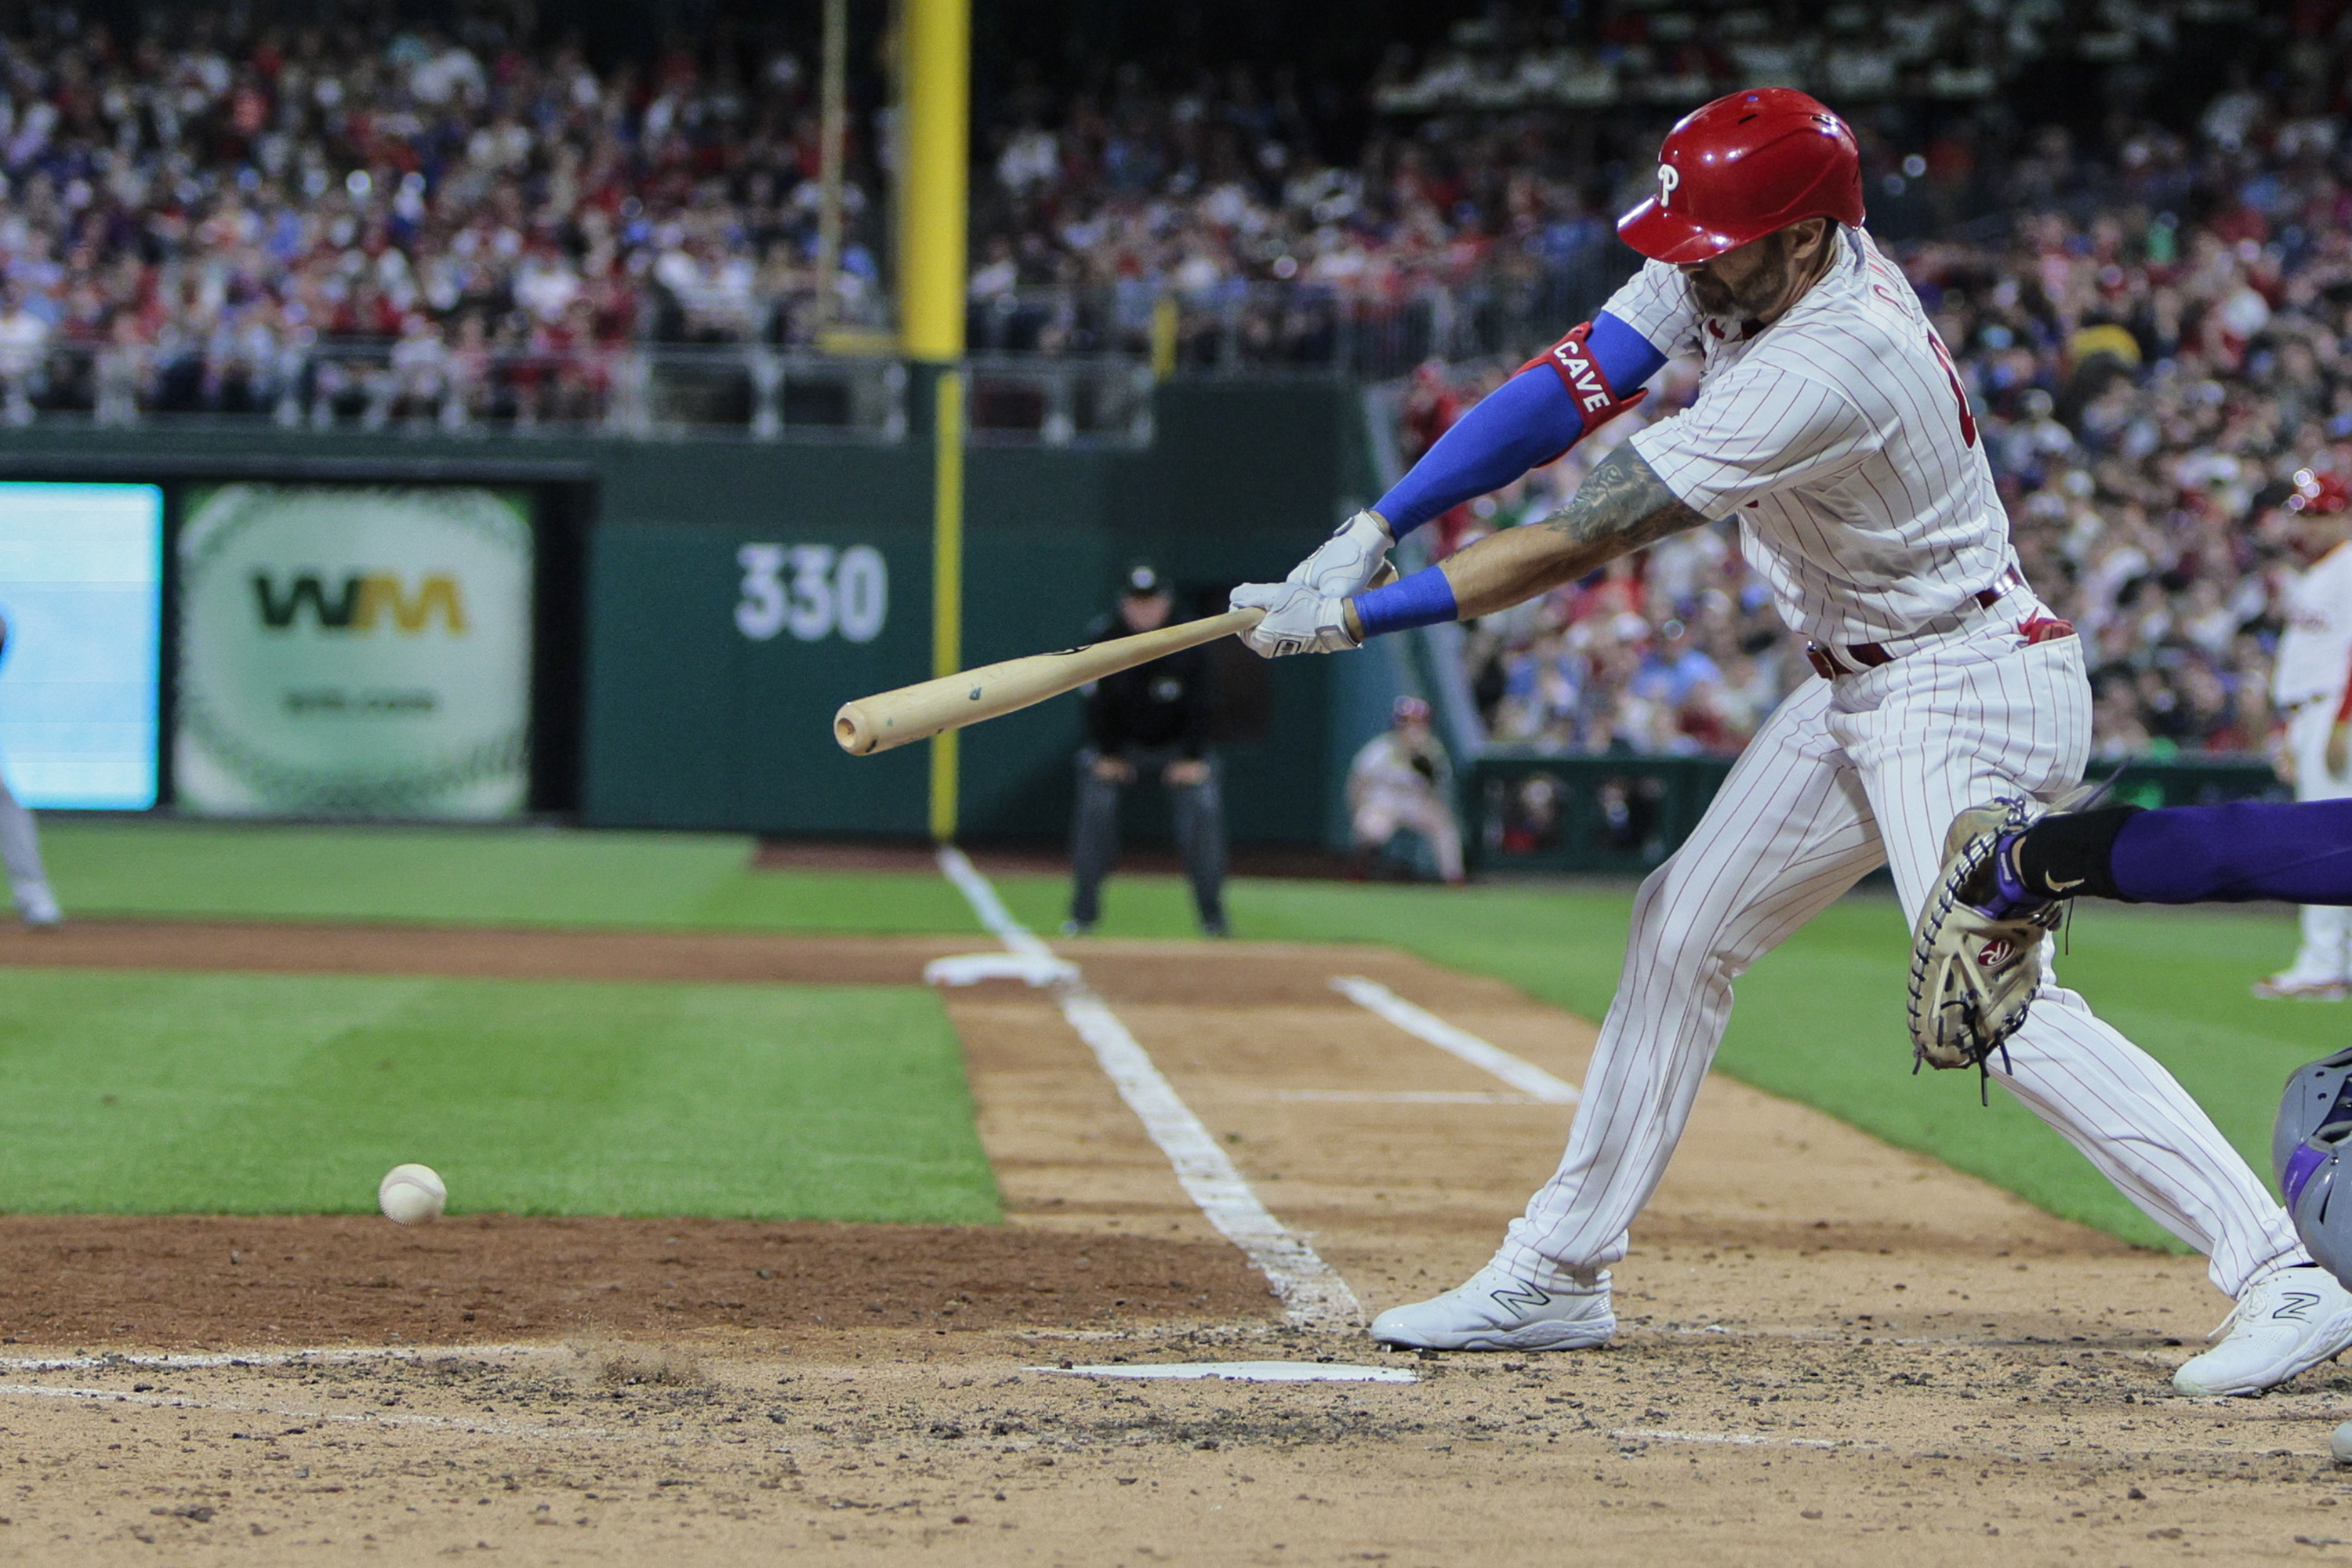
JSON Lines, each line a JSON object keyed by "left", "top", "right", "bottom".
{"left": 1230, "top": 581, "right": 1359, "bottom": 658}
{"left": 1286, "top": 510, "right": 1395, "bottom": 597}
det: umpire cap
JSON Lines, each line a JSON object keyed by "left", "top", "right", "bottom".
{"left": 2277, "top": 1049, "right": 2352, "bottom": 1282}
{"left": 1617, "top": 88, "right": 1866, "bottom": 264}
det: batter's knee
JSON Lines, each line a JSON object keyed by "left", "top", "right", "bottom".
{"left": 1623, "top": 858, "right": 1751, "bottom": 987}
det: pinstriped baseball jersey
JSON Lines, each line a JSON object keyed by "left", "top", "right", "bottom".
{"left": 2274, "top": 542, "right": 2352, "bottom": 710}
{"left": 1610, "top": 229, "right": 2016, "bottom": 645}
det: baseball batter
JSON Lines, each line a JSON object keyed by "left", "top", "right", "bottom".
{"left": 2260, "top": 470, "right": 2352, "bottom": 999}
{"left": 1232, "top": 89, "right": 2352, "bottom": 1395}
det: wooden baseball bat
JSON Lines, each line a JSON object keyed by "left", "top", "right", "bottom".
{"left": 833, "top": 607, "right": 1264, "bottom": 757}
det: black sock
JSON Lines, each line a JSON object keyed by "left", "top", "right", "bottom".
{"left": 2014, "top": 805, "right": 2143, "bottom": 902}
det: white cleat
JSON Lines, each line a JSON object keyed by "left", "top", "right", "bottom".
{"left": 2255, "top": 973, "right": 2350, "bottom": 1000}
{"left": 15, "top": 881, "right": 59, "bottom": 928}
{"left": 2173, "top": 1265, "right": 2352, "bottom": 1396}
{"left": 1368, "top": 1263, "right": 1614, "bottom": 1353}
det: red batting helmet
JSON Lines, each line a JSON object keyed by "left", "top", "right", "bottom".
{"left": 2288, "top": 469, "right": 2352, "bottom": 515}
{"left": 1617, "top": 89, "right": 1866, "bottom": 264}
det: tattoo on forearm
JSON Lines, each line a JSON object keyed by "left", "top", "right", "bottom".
{"left": 1541, "top": 445, "right": 1707, "bottom": 559}
{"left": 1425, "top": 444, "right": 1709, "bottom": 622}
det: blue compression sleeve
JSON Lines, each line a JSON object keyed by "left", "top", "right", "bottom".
{"left": 1353, "top": 564, "right": 1459, "bottom": 638}
{"left": 1374, "top": 312, "right": 1666, "bottom": 536}
{"left": 1588, "top": 311, "right": 1668, "bottom": 396}
{"left": 2111, "top": 799, "right": 2352, "bottom": 905}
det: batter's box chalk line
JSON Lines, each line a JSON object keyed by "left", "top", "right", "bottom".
{"left": 1017, "top": 1323, "right": 1304, "bottom": 1344}
{"left": 0, "top": 1380, "right": 618, "bottom": 1441}
{"left": 1275, "top": 1088, "right": 1536, "bottom": 1105}
{"left": 935, "top": 845, "right": 1364, "bottom": 1333}
{"left": 1035, "top": 1360, "right": 1417, "bottom": 1384}
{"left": 1610, "top": 1427, "right": 1862, "bottom": 1450}
{"left": 1328, "top": 976, "right": 1581, "bottom": 1103}
{"left": 0, "top": 1344, "right": 557, "bottom": 1374}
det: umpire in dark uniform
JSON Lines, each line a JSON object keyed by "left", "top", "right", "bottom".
{"left": 1065, "top": 564, "right": 1229, "bottom": 937}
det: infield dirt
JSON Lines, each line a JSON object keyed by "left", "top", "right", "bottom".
{"left": 0, "top": 920, "right": 2346, "bottom": 1565}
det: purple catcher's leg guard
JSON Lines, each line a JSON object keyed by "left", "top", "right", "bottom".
{"left": 2113, "top": 799, "right": 2352, "bottom": 906}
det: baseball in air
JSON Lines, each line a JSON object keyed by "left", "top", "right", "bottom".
{"left": 378, "top": 1163, "right": 447, "bottom": 1225}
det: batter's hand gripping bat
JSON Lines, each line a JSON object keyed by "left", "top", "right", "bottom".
{"left": 833, "top": 608, "right": 1263, "bottom": 757}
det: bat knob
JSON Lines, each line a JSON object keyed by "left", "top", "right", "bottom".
{"left": 833, "top": 705, "right": 872, "bottom": 756}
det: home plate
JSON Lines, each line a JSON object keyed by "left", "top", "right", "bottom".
{"left": 1033, "top": 1361, "right": 1418, "bottom": 1384}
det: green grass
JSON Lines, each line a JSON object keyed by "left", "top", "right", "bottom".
{"left": 42, "top": 820, "right": 985, "bottom": 934}
{"left": 31, "top": 818, "right": 2335, "bottom": 1247}
{"left": 0, "top": 967, "right": 997, "bottom": 1221}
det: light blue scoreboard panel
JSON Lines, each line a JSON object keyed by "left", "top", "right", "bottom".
{"left": 0, "top": 483, "right": 163, "bottom": 811}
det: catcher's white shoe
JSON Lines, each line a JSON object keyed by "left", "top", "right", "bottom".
{"left": 1368, "top": 1264, "right": 1613, "bottom": 1352}
{"left": 2253, "top": 972, "right": 2350, "bottom": 1001}
{"left": 2172, "top": 1265, "right": 2352, "bottom": 1396}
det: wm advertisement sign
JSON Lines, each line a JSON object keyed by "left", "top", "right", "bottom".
{"left": 251, "top": 572, "right": 468, "bottom": 634}
{"left": 176, "top": 485, "right": 533, "bottom": 818}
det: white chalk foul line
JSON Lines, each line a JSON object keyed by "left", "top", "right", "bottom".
{"left": 936, "top": 847, "right": 1362, "bottom": 1332}
{"left": 1329, "top": 976, "right": 1580, "bottom": 1104}
{"left": 936, "top": 846, "right": 1052, "bottom": 960}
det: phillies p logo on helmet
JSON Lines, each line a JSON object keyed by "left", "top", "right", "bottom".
{"left": 1657, "top": 164, "right": 1680, "bottom": 209}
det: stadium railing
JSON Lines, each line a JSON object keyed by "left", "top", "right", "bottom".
{"left": 0, "top": 338, "right": 1181, "bottom": 447}
{"left": 973, "top": 245, "right": 1636, "bottom": 380}
{"left": 0, "top": 247, "right": 1638, "bottom": 445}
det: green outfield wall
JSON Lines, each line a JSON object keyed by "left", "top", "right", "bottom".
{"left": 0, "top": 377, "right": 1374, "bottom": 844}
{"left": 1467, "top": 753, "right": 2287, "bottom": 875}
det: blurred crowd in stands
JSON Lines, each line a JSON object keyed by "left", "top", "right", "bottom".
{"left": 0, "top": 0, "right": 2288, "bottom": 419}
{"left": 964, "top": 0, "right": 2278, "bottom": 366}
{"left": 0, "top": 3, "right": 897, "bottom": 426}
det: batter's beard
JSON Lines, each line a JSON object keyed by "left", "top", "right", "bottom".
{"left": 1690, "top": 236, "right": 1795, "bottom": 320}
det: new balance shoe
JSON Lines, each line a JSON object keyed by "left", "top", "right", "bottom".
{"left": 1368, "top": 1263, "right": 1614, "bottom": 1353}
{"left": 2172, "top": 1265, "right": 2352, "bottom": 1396}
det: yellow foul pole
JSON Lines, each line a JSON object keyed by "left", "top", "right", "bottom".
{"left": 927, "top": 372, "right": 964, "bottom": 844}
{"left": 900, "top": 0, "right": 969, "bottom": 365}
{"left": 900, "top": 0, "right": 970, "bottom": 844}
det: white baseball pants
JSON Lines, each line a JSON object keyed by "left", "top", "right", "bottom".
{"left": 0, "top": 769, "right": 47, "bottom": 907}
{"left": 1353, "top": 793, "right": 1465, "bottom": 882}
{"left": 1493, "top": 616, "right": 2304, "bottom": 1300}
{"left": 2279, "top": 699, "right": 2352, "bottom": 984}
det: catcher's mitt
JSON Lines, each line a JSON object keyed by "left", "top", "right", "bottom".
{"left": 1907, "top": 798, "right": 2062, "bottom": 1075}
